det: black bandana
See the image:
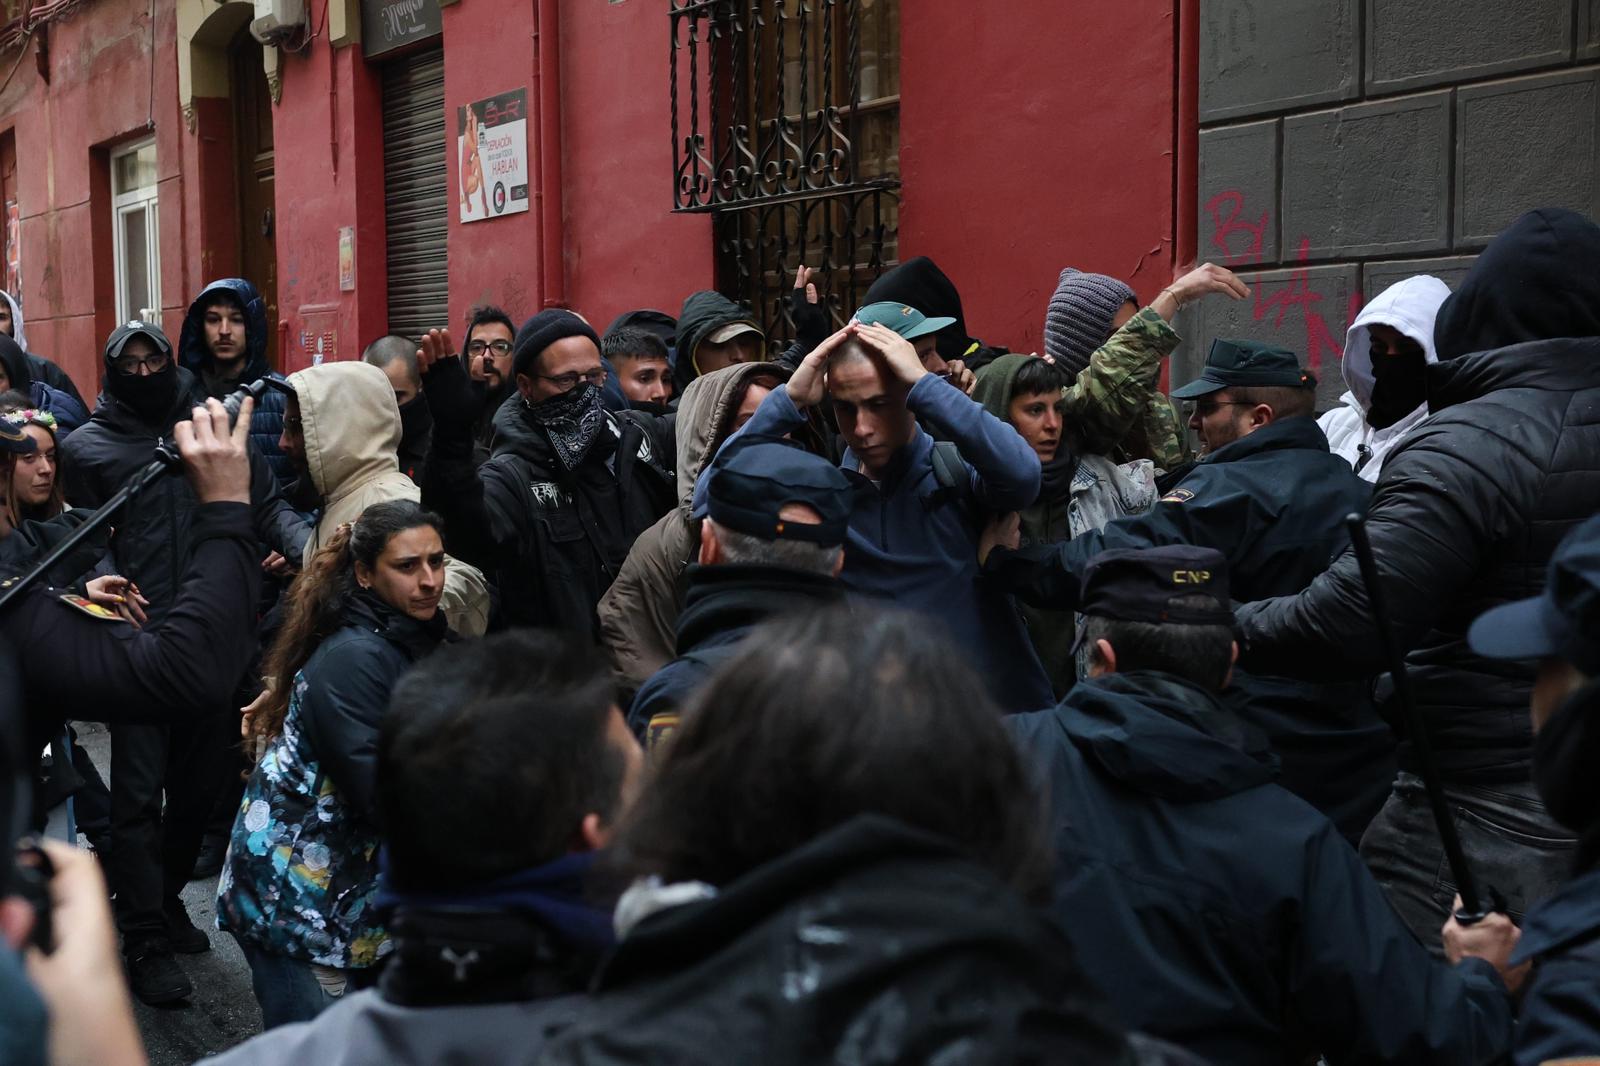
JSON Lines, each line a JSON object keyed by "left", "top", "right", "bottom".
{"left": 525, "top": 382, "right": 605, "bottom": 472}
{"left": 1366, "top": 352, "right": 1428, "bottom": 430}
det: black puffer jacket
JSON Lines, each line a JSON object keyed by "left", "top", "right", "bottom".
{"left": 1237, "top": 207, "right": 1600, "bottom": 783}
{"left": 421, "top": 356, "right": 674, "bottom": 635}
{"left": 539, "top": 815, "right": 1133, "bottom": 1066}
{"left": 61, "top": 367, "right": 308, "bottom": 623}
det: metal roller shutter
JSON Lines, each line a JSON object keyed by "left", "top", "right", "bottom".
{"left": 382, "top": 48, "right": 447, "bottom": 342}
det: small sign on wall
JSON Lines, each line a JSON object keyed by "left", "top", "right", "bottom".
{"left": 360, "top": 0, "right": 442, "bottom": 58}
{"left": 338, "top": 226, "right": 356, "bottom": 292}
{"left": 458, "top": 88, "right": 530, "bottom": 224}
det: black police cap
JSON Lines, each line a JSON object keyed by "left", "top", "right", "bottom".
{"left": 1078, "top": 545, "right": 1234, "bottom": 626}
{"left": 1171, "top": 338, "right": 1317, "bottom": 399}
{"left": 700, "top": 434, "right": 851, "bottom": 545}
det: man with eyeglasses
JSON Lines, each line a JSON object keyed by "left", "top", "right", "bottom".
{"left": 416, "top": 308, "right": 674, "bottom": 633}
{"left": 60, "top": 319, "right": 311, "bottom": 1006}
{"left": 460, "top": 305, "right": 516, "bottom": 466}
{"left": 980, "top": 338, "right": 1394, "bottom": 842}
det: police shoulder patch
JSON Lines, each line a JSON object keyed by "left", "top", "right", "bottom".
{"left": 1160, "top": 487, "right": 1196, "bottom": 504}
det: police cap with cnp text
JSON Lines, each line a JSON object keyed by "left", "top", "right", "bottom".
{"left": 1077, "top": 545, "right": 1235, "bottom": 626}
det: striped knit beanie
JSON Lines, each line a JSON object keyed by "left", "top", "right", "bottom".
{"left": 1044, "top": 268, "right": 1137, "bottom": 376}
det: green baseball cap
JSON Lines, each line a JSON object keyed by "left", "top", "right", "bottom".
{"left": 853, "top": 301, "right": 958, "bottom": 341}
{"left": 1170, "top": 338, "right": 1317, "bottom": 399}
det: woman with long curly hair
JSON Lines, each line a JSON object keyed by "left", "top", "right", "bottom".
{"left": 218, "top": 498, "right": 453, "bottom": 1030}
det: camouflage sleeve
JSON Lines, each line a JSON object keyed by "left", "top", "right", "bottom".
{"left": 1060, "top": 307, "right": 1188, "bottom": 468}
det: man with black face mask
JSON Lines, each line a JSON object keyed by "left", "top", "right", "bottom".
{"left": 61, "top": 319, "right": 311, "bottom": 1006}
{"left": 1319, "top": 275, "right": 1451, "bottom": 482}
{"left": 363, "top": 335, "right": 433, "bottom": 485}
{"left": 418, "top": 309, "right": 675, "bottom": 634}
{"left": 1459, "top": 513, "right": 1600, "bottom": 1065}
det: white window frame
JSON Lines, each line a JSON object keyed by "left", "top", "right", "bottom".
{"left": 110, "top": 139, "right": 160, "bottom": 324}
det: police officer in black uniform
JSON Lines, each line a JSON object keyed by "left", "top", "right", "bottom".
{"left": 1005, "top": 544, "right": 1518, "bottom": 1066}
{"left": 983, "top": 338, "right": 1392, "bottom": 840}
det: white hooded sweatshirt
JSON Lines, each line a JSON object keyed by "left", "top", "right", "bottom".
{"left": 1317, "top": 275, "right": 1451, "bottom": 482}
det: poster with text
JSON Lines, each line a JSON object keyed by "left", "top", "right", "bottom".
{"left": 458, "top": 89, "right": 530, "bottom": 223}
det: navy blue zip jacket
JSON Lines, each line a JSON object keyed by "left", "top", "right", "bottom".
{"left": 695, "top": 378, "right": 1051, "bottom": 713}
{"left": 1512, "top": 867, "right": 1600, "bottom": 1066}
{"left": 178, "top": 278, "right": 293, "bottom": 488}
{"left": 1007, "top": 671, "right": 1513, "bottom": 1065}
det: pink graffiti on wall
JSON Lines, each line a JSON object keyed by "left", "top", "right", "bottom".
{"left": 1203, "top": 190, "right": 1364, "bottom": 372}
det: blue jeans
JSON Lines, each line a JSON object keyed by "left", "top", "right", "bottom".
{"left": 235, "top": 938, "right": 340, "bottom": 1030}
{"left": 1359, "top": 772, "right": 1576, "bottom": 956}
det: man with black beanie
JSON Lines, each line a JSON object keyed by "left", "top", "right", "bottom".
{"left": 418, "top": 309, "right": 674, "bottom": 634}
{"left": 61, "top": 319, "right": 309, "bottom": 1006}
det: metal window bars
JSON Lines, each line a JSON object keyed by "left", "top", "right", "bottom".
{"left": 670, "top": 0, "right": 900, "bottom": 344}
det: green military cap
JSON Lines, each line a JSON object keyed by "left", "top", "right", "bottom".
{"left": 1170, "top": 338, "right": 1317, "bottom": 399}
{"left": 853, "top": 300, "right": 958, "bottom": 341}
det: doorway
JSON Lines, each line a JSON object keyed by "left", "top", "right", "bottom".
{"left": 231, "top": 30, "right": 278, "bottom": 366}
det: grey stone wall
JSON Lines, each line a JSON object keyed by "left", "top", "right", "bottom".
{"left": 1181, "top": 0, "right": 1600, "bottom": 411}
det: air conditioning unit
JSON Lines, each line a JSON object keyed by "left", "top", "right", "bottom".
{"left": 250, "top": 0, "right": 307, "bottom": 46}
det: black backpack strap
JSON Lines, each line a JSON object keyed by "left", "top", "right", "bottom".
{"left": 927, "top": 440, "right": 985, "bottom": 534}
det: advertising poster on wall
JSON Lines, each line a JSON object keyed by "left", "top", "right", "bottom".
{"left": 457, "top": 89, "right": 530, "bottom": 224}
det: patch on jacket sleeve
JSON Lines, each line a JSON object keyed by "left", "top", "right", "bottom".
{"left": 646, "top": 711, "right": 679, "bottom": 753}
{"left": 1160, "top": 487, "right": 1196, "bottom": 504}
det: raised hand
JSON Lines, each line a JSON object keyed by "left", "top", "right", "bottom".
{"left": 415, "top": 328, "right": 458, "bottom": 377}
{"left": 175, "top": 396, "right": 252, "bottom": 505}
{"left": 854, "top": 322, "right": 928, "bottom": 388}
{"left": 1151, "top": 263, "right": 1251, "bottom": 321}
{"left": 788, "top": 324, "right": 858, "bottom": 409}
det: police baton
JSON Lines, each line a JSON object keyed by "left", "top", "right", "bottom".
{"left": 1343, "top": 513, "right": 1503, "bottom": 925}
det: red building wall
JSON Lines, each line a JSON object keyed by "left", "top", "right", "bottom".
{"left": 0, "top": 0, "right": 191, "bottom": 396}
{"left": 559, "top": 0, "right": 713, "bottom": 330}
{"left": 899, "top": 0, "right": 1181, "bottom": 352}
{"left": 271, "top": 25, "right": 388, "bottom": 372}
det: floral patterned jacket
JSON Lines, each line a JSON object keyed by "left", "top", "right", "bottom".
{"left": 217, "top": 593, "right": 447, "bottom": 969}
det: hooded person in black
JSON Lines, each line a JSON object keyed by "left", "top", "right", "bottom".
{"left": 1236, "top": 207, "right": 1600, "bottom": 944}
{"left": 62, "top": 319, "right": 310, "bottom": 1004}
{"left": 673, "top": 291, "right": 765, "bottom": 398}
{"left": 0, "top": 335, "right": 88, "bottom": 434}
{"left": 419, "top": 310, "right": 674, "bottom": 635}
{"left": 863, "top": 255, "right": 1007, "bottom": 372}
{"left": 177, "top": 279, "right": 293, "bottom": 489}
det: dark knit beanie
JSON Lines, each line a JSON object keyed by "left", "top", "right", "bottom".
{"left": 1044, "top": 268, "right": 1137, "bottom": 376}
{"left": 512, "top": 309, "right": 602, "bottom": 379}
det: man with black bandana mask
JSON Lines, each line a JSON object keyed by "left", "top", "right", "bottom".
{"left": 1319, "top": 275, "right": 1451, "bottom": 482}
{"left": 61, "top": 319, "right": 311, "bottom": 1005}
{"left": 418, "top": 309, "right": 674, "bottom": 634}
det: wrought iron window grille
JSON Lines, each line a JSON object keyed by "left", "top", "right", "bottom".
{"left": 670, "top": 0, "right": 901, "bottom": 342}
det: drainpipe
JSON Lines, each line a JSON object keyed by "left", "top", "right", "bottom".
{"left": 533, "top": 0, "right": 564, "bottom": 308}
{"left": 1173, "top": 0, "right": 1199, "bottom": 272}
